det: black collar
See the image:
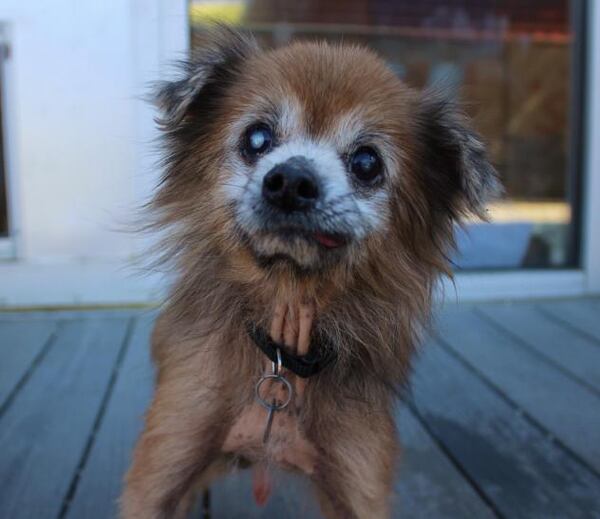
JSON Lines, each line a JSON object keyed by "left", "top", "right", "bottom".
{"left": 246, "top": 323, "right": 337, "bottom": 378}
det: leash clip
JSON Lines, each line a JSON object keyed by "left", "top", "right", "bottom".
{"left": 271, "top": 347, "right": 283, "bottom": 376}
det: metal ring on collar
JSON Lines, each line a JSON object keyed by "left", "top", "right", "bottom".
{"left": 254, "top": 373, "right": 293, "bottom": 411}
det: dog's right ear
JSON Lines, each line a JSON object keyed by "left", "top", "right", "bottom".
{"left": 154, "top": 25, "right": 259, "bottom": 131}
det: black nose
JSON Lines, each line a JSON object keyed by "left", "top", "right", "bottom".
{"left": 262, "top": 156, "right": 320, "bottom": 212}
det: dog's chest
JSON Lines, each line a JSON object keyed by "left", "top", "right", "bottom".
{"left": 220, "top": 300, "right": 320, "bottom": 473}
{"left": 222, "top": 399, "right": 317, "bottom": 475}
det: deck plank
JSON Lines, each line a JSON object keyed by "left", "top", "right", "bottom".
{"left": 64, "top": 314, "right": 155, "bottom": 519}
{"left": 436, "top": 306, "right": 600, "bottom": 473}
{"left": 0, "top": 316, "right": 130, "bottom": 519}
{"left": 539, "top": 299, "right": 600, "bottom": 343}
{"left": 0, "top": 319, "right": 57, "bottom": 411}
{"left": 2, "top": 299, "right": 600, "bottom": 519}
{"left": 478, "top": 303, "right": 600, "bottom": 392}
{"left": 412, "top": 339, "right": 600, "bottom": 519}
{"left": 393, "top": 406, "right": 496, "bottom": 519}
{"left": 211, "top": 406, "right": 495, "bottom": 518}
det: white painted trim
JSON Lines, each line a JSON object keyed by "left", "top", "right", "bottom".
{"left": 444, "top": 270, "right": 586, "bottom": 302}
{"left": 0, "top": 265, "right": 585, "bottom": 307}
{"left": 0, "top": 262, "right": 165, "bottom": 307}
{"left": 158, "top": 0, "right": 190, "bottom": 67}
{"left": 130, "top": 0, "right": 189, "bottom": 254}
{"left": 583, "top": 0, "right": 600, "bottom": 293}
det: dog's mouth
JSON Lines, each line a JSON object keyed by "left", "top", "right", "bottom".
{"left": 239, "top": 227, "right": 351, "bottom": 271}
{"left": 264, "top": 228, "right": 349, "bottom": 250}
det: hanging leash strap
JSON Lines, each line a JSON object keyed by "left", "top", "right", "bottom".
{"left": 246, "top": 322, "right": 337, "bottom": 379}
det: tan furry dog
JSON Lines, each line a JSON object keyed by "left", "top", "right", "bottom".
{"left": 121, "top": 26, "right": 499, "bottom": 519}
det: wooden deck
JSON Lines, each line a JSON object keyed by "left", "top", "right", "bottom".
{"left": 1, "top": 298, "right": 600, "bottom": 519}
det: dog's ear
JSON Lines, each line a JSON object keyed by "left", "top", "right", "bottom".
{"left": 416, "top": 89, "right": 502, "bottom": 218}
{"left": 154, "top": 25, "right": 259, "bottom": 130}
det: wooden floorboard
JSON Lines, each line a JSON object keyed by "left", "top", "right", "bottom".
{"left": 478, "top": 303, "right": 600, "bottom": 393}
{"left": 539, "top": 298, "right": 600, "bottom": 343}
{"left": 0, "top": 319, "right": 58, "bottom": 411}
{"left": 393, "top": 406, "right": 496, "bottom": 519}
{"left": 210, "top": 404, "right": 496, "bottom": 519}
{"left": 411, "top": 339, "right": 600, "bottom": 519}
{"left": 63, "top": 314, "right": 154, "bottom": 519}
{"left": 436, "top": 306, "right": 600, "bottom": 475}
{"left": 0, "top": 316, "right": 131, "bottom": 519}
{"left": 1, "top": 299, "right": 600, "bottom": 518}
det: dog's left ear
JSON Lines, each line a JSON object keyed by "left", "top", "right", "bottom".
{"left": 416, "top": 89, "right": 502, "bottom": 218}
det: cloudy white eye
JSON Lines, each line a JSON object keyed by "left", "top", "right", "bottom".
{"left": 349, "top": 146, "right": 383, "bottom": 184}
{"left": 242, "top": 124, "right": 273, "bottom": 159}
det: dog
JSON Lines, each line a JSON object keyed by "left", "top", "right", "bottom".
{"left": 121, "top": 26, "right": 499, "bottom": 519}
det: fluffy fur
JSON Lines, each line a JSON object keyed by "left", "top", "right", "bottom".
{"left": 121, "top": 26, "right": 499, "bottom": 519}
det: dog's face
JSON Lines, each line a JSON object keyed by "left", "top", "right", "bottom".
{"left": 220, "top": 44, "right": 416, "bottom": 273}
{"left": 155, "top": 27, "right": 499, "bottom": 281}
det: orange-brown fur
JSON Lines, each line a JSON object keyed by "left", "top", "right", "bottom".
{"left": 121, "top": 26, "right": 499, "bottom": 519}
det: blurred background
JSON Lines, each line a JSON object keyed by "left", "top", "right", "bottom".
{"left": 0, "top": 0, "right": 598, "bottom": 303}
{"left": 1, "top": 3, "right": 600, "bottom": 519}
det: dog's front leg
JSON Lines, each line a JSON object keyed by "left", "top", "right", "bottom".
{"left": 120, "top": 376, "right": 227, "bottom": 519}
{"left": 311, "top": 407, "right": 399, "bottom": 519}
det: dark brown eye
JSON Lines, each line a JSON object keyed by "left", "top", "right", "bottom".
{"left": 349, "top": 146, "right": 382, "bottom": 183}
{"left": 242, "top": 124, "right": 273, "bottom": 159}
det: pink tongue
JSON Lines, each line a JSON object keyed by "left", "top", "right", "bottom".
{"left": 314, "top": 233, "right": 342, "bottom": 248}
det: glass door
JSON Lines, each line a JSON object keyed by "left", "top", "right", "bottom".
{"left": 190, "top": 0, "right": 585, "bottom": 270}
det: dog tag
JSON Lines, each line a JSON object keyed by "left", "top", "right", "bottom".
{"left": 262, "top": 399, "right": 277, "bottom": 444}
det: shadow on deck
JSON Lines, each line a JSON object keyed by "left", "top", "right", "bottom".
{"left": 1, "top": 298, "right": 600, "bottom": 518}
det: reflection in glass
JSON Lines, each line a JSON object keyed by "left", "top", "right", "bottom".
{"left": 190, "top": 1, "right": 581, "bottom": 269}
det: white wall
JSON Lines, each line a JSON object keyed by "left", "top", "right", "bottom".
{"left": 0, "top": 0, "right": 187, "bottom": 305}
